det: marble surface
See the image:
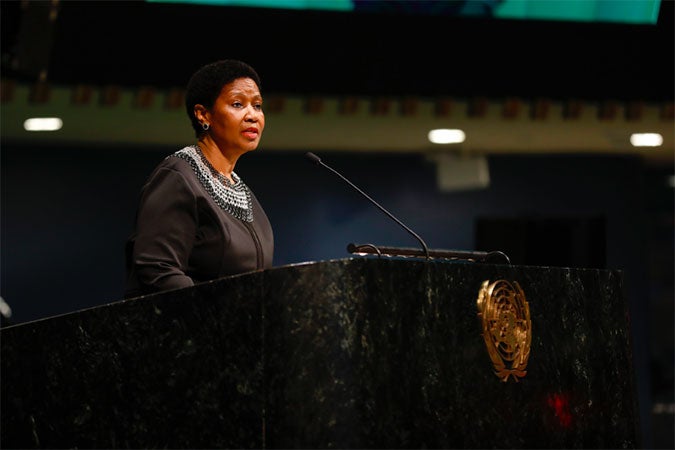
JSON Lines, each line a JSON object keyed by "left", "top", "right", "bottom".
{"left": 1, "top": 257, "right": 640, "bottom": 448}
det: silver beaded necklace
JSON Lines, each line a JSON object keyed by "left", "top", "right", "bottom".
{"left": 171, "top": 145, "right": 254, "bottom": 222}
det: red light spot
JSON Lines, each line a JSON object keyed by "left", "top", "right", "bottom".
{"left": 546, "top": 393, "right": 573, "bottom": 428}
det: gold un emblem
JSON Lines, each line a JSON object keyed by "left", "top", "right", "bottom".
{"left": 477, "top": 279, "right": 532, "bottom": 382}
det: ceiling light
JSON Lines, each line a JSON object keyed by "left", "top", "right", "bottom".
{"left": 23, "top": 117, "right": 63, "bottom": 132}
{"left": 428, "top": 128, "right": 465, "bottom": 144}
{"left": 630, "top": 132, "right": 662, "bottom": 147}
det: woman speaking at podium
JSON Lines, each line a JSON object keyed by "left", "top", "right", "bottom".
{"left": 124, "top": 59, "right": 274, "bottom": 298}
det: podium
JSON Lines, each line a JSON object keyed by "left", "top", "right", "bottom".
{"left": 1, "top": 258, "right": 640, "bottom": 448}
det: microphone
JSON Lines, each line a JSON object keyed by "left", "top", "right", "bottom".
{"left": 305, "top": 152, "right": 430, "bottom": 259}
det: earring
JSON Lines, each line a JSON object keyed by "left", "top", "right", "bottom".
{"left": 202, "top": 123, "right": 210, "bottom": 131}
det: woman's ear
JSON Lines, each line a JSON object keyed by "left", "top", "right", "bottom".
{"left": 194, "top": 104, "right": 208, "bottom": 123}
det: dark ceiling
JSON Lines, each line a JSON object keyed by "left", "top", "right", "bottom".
{"left": 1, "top": 0, "right": 674, "bottom": 102}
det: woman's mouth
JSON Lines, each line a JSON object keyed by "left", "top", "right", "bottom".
{"left": 242, "top": 128, "right": 259, "bottom": 139}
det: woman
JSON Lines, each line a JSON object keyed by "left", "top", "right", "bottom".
{"left": 124, "top": 59, "right": 274, "bottom": 298}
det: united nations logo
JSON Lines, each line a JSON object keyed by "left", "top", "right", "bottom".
{"left": 477, "top": 279, "right": 532, "bottom": 382}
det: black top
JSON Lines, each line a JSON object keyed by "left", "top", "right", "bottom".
{"left": 125, "top": 147, "right": 274, "bottom": 298}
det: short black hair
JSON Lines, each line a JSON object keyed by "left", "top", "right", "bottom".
{"left": 185, "top": 59, "right": 262, "bottom": 138}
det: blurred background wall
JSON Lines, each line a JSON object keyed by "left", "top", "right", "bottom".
{"left": 1, "top": 0, "right": 673, "bottom": 447}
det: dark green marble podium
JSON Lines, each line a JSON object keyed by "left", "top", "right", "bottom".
{"left": 1, "top": 258, "right": 640, "bottom": 448}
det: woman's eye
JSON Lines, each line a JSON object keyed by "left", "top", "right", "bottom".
{"left": 233, "top": 101, "right": 243, "bottom": 108}
{"left": 254, "top": 104, "right": 263, "bottom": 110}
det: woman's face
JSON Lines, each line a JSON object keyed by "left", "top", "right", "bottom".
{"left": 199, "top": 77, "right": 265, "bottom": 155}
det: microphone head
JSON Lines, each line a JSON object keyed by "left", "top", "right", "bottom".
{"left": 305, "top": 152, "right": 322, "bottom": 165}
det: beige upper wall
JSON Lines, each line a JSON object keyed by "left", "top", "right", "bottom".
{"left": 2, "top": 83, "right": 673, "bottom": 165}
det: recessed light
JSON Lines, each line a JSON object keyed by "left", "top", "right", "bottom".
{"left": 428, "top": 128, "right": 465, "bottom": 144}
{"left": 630, "top": 133, "right": 662, "bottom": 147}
{"left": 23, "top": 117, "right": 63, "bottom": 131}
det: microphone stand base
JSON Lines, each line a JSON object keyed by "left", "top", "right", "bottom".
{"left": 347, "top": 243, "right": 511, "bottom": 264}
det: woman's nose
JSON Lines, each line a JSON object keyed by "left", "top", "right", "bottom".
{"left": 245, "top": 105, "right": 260, "bottom": 120}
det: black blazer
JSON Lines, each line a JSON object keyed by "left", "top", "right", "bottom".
{"left": 125, "top": 147, "right": 274, "bottom": 298}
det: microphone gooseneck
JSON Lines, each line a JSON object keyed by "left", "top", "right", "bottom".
{"left": 304, "top": 152, "right": 430, "bottom": 259}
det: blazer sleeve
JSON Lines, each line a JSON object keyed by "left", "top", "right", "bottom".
{"left": 129, "top": 166, "right": 197, "bottom": 291}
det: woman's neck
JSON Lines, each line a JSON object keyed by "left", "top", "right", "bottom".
{"left": 197, "top": 139, "right": 238, "bottom": 181}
